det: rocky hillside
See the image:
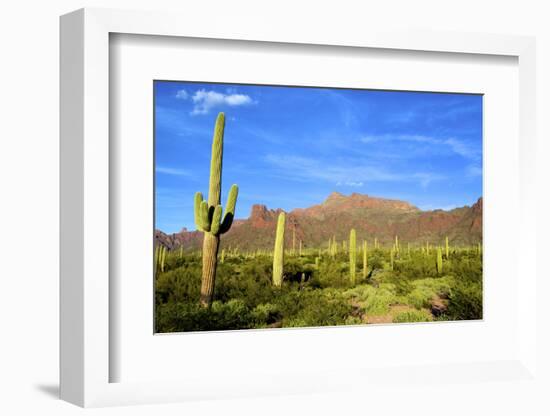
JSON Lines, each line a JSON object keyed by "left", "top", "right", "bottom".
{"left": 155, "top": 192, "right": 482, "bottom": 250}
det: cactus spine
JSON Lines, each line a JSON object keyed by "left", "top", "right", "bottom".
{"left": 194, "top": 113, "right": 239, "bottom": 307}
{"left": 273, "top": 212, "right": 286, "bottom": 287}
{"left": 349, "top": 229, "right": 356, "bottom": 284}
{"left": 436, "top": 246, "right": 443, "bottom": 274}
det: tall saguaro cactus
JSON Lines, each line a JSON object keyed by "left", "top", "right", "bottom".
{"left": 349, "top": 229, "right": 357, "bottom": 284}
{"left": 273, "top": 212, "right": 286, "bottom": 287}
{"left": 194, "top": 113, "right": 239, "bottom": 307}
{"left": 445, "top": 236, "right": 450, "bottom": 259}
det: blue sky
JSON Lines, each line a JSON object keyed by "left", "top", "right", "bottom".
{"left": 155, "top": 81, "right": 482, "bottom": 233}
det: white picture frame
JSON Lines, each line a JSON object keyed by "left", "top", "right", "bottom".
{"left": 60, "top": 7, "right": 538, "bottom": 408}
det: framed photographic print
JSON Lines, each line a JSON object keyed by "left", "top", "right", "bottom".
{"left": 60, "top": 7, "right": 538, "bottom": 408}
{"left": 153, "top": 81, "right": 483, "bottom": 333}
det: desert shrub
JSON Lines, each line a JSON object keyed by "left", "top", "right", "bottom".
{"left": 445, "top": 281, "right": 482, "bottom": 320}
{"left": 155, "top": 262, "right": 201, "bottom": 304}
{"left": 401, "top": 276, "right": 454, "bottom": 309}
{"left": 344, "top": 316, "right": 363, "bottom": 325}
{"left": 280, "top": 288, "right": 353, "bottom": 327}
{"left": 316, "top": 258, "right": 348, "bottom": 288}
{"left": 343, "top": 283, "right": 397, "bottom": 315}
{"left": 250, "top": 303, "right": 281, "bottom": 327}
{"left": 392, "top": 309, "right": 432, "bottom": 323}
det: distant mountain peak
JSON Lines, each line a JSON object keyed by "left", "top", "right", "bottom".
{"left": 325, "top": 191, "right": 346, "bottom": 202}
{"left": 155, "top": 193, "right": 483, "bottom": 250}
{"left": 317, "top": 191, "right": 419, "bottom": 213}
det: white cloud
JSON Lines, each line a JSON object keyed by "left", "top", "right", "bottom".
{"left": 175, "top": 89, "right": 189, "bottom": 100}
{"left": 336, "top": 181, "right": 364, "bottom": 187}
{"left": 155, "top": 166, "right": 191, "bottom": 176}
{"left": 187, "top": 89, "right": 254, "bottom": 115}
{"left": 174, "top": 88, "right": 254, "bottom": 114}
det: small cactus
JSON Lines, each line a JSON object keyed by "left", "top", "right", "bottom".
{"left": 273, "top": 212, "right": 286, "bottom": 287}
{"left": 160, "top": 246, "right": 166, "bottom": 272}
{"left": 349, "top": 229, "right": 356, "bottom": 284}
{"left": 436, "top": 246, "right": 443, "bottom": 274}
{"left": 292, "top": 227, "right": 296, "bottom": 255}
{"left": 362, "top": 240, "right": 368, "bottom": 279}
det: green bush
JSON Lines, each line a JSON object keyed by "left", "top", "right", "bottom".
{"left": 392, "top": 310, "right": 432, "bottom": 323}
{"left": 445, "top": 281, "right": 482, "bottom": 320}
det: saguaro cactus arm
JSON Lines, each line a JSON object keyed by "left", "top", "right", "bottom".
{"left": 210, "top": 205, "right": 223, "bottom": 235}
{"left": 219, "top": 184, "right": 239, "bottom": 234}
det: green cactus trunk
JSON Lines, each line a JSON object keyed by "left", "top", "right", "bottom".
{"left": 362, "top": 240, "right": 368, "bottom": 279}
{"left": 315, "top": 256, "right": 320, "bottom": 269}
{"left": 445, "top": 236, "right": 449, "bottom": 259}
{"left": 194, "top": 113, "right": 239, "bottom": 307}
{"left": 436, "top": 246, "right": 443, "bottom": 274}
{"left": 154, "top": 245, "right": 160, "bottom": 275}
{"left": 349, "top": 229, "right": 356, "bottom": 284}
{"left": 160, "top": 246, "right": 166, "bottom": 273}
{"left": 273, "top": 212, "right": 286, "bottom": 287}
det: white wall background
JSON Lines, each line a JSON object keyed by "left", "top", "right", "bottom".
{"left": 1, "top": 1, "right": 548, "bottom": 414}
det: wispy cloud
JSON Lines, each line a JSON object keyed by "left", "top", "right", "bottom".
{"left": 336, "top": 181, "right": 364, "bottom": 187}
{"left": 360, "top": 134, "right": 480, "bottom": 161}
{"left": 264, "top": 154, "right": 444, "bottom": 188}
{"left": 155, "top": 166, "right": 192, "bottom": 176}
{"left": 176, "top": 88, "right": 255, "bottom": 115}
